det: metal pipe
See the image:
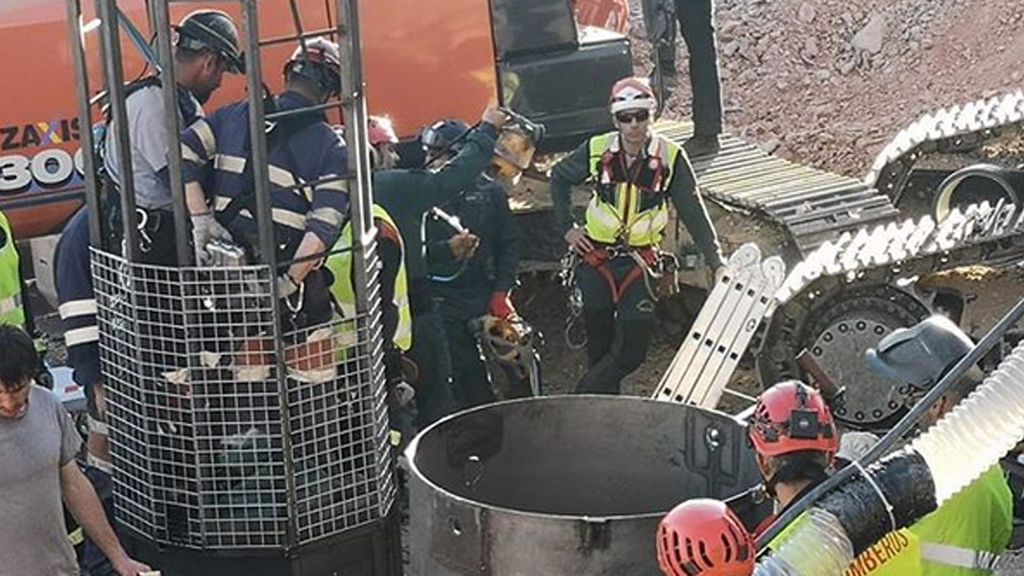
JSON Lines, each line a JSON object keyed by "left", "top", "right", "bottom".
{"left": 149, "top": 2, "right": 192, "bottom": 266}
{"left": 239, "top": 0, "right": 299, "bottom": 548}
{"left": 65, "top": 0, "right": 102, "bottom": 248}
{"left": 96, "top": 0, "right": 141, "bottom": 261}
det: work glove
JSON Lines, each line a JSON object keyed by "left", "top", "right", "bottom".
{"left": 190, "top": 212, "right": 231, "bottom": 265}
{"left": 488, "top": 292, "right": 516, "bottom": 319}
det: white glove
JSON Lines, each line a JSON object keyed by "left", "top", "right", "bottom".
{"left": 190, "top": 213, "right": 231, "bottom": 265}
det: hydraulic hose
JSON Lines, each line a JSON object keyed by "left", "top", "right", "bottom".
{"left": 754, "top": 336, "right": 1024, "bottom": 574}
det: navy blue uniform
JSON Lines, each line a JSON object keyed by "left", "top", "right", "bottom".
{"left": 374, "top": 122, "right": 499, "bottom": 427}
{"left": 426, "top": 177, "right": 524, "bottom": 406}
{"left": 182, "top": 91, "right": 349, "bottom": 330}
{"left": 56, "top": 208, "right": 100, "bottom": 393}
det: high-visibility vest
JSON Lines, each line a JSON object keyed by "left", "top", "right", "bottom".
{"left": 911, "top": 465, "right": 1013, "bottom": 575}
{"left": 326, "top": 205, "right": 411, "bottom": 352}
{"left": 0, "top": 211, "right": 26, "bottom": 329}
{"left": 766, "top": 509, "right": 921, "bottom": 576}
{"left": 583, "top": 131, "right": 681, "bottom": 247}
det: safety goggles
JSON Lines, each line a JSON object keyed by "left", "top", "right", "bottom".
{"left": 615, "top": 109, "right": 650, "bottom": 124}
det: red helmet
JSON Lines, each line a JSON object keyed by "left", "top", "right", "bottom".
{"left": 748, "top": 380, "right": 838, "bottom": 460}
{"left": 656, "top": 499, "right": 755, "bottom": 576}
{"left": 368, "top": 116, "right": 398, "bottom": 146}
{"left": 609, "top": 76, "right": 657, "bottom": 114}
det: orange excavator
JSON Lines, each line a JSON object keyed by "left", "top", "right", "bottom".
{"left": 0, "top": 0, "right": 632, "bottom": 244}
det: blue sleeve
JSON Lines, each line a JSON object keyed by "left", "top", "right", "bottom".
{"left": 306, "top": 133, "right": 350, "bottom": 247}
{"left": 55, "top": 210, "right": 101, "bottom": 388}
{"left": 181, "top": 113, "right": 222, "bottom": 186}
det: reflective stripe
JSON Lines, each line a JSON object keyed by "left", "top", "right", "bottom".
{"left": 315, "top": 178, "right": 348, "bottom": 193}
{"left": 59, "top": 299, "right": 97, "bottom": 319}
{"left": 88, "top": 415, "right": 110, "bottom": 436}
{"left": 921, "top": 543, "right": 1000, "bottom": 571}
{"left": 214, "top": 153, "right": 246, "bottom": 174}
{"left": 193, "top": 119, "right": 217, "bottom": 157}
{"left": 65, "top": 326, "right": 99, "bottom": 347}
{"left": 86, "top": 452, "right": 113, "bottom": 474}
{"left": 309, "top": 207, "right": 345, "bottom": 228}
{"left": 0, "top": 292, "right": 22, "bottom": 314}
{"left": 181, "top": 144, "right": 202, "bottom": 163}
{"left": 214, "top": 195, "right": 233, "bottom": 212}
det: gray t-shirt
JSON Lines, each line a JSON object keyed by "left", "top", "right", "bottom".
{"left": 0, "top": 385, "right": 83, "bottom": 576}
{"left": 104, "top": 85, "right": 202, "bottom": 211}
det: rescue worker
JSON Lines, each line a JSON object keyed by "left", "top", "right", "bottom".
{"left": 325, "top": 116, "right": 413, "bottom": 443}
{"left": 550, "top": 76, "right": 722, "bottom": 395}
{"left": 422, "top": 118, "right": 527, "bottom": 407}
{"left": 642, "top": 0, "right": 724, "bottom": 156}
{"left": 866, "top": 315, "right": 1013, "bottom": 575}
{"left": 374, "top": 106, "right": 509, "bottom": 428}
{"left": 656, "top": 498, "right": 755, "bottom": 576}
{"left": 54, "top": 208, "right": 118, "bottom": 575}
{"left": 181, "top": 37, "right": 349, "bottom": 379}
{"left": 0, "top": 209, "right": 26, "bottom": 328}
{"left": 751, "top": 380, "right": 921, "bottom": 575}
{"left": 103, "top": 9, "right": 243, "bottom": 265}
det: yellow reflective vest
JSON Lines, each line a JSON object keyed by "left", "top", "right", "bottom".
{"left": 0, "top": 211, "right": 25, "bottom": 328}
{"left": 911, "top": 465, "right": 1012, "bottom": 575}
{"left": 584, "top": 132, "right": 682, "bottom": 247}
{"left": 326, "top": 205, "right": 411, "bottom": 352}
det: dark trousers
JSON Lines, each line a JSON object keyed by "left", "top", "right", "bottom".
{"left": 409, "top": 303, "right": 455, "bottom": 428}
{"left": 575, "top": 257, "right": 656, "bottom": 395}
{"left": 436, "top": 292, "right": 495, "bottom": 409}
{"left": 676, "top": 0, "right": 723, "bottom": 135}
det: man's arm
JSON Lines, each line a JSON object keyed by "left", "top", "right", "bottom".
{"left": 411, "top": 123, "right": 499, "bottom": 213}
{"left": 61, "top": 462, "right": 151, "bottom": 576}
{"left": 181, "top": 117, "right": 219, "bottom": 215}
{"left": 490, "top": 185, "right": 522, "bottom": 293}
{"left": 668, "top": 154, "right": 724, "bottom": 269}
{"left": 549, "top": 140, "right": 591, "bottom": 236}
{"left": 290, "top": 136, "right": 350, "bottom": 285}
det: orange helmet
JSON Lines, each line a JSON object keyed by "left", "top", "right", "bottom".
{"left": 656, "top": 499, "right": 755, "bottom": 576}
{"left": 748, "top": 380, "right": 838, "bottom": 460}
{"left": 609, "top": 76, "right": 657, "bottom": 114}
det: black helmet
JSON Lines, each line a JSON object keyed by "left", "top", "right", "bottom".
{"left": 174, "top": 10, "right": 244, "bottom": 74}
{"left": 420, "top": 119, "right": 470, "bottom": 154}
{"left": 283, "top": 37, "right": 342, "bottom": 98}
{"left": 864, "top": 315, "right": 978, "bottom": 392}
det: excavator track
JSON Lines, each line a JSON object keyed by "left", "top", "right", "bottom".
{"left": 651, "top": 90, "right": 1024, "bottom": 429}
{"left": 654, "top": 121, "right": 900, "bottom": 255}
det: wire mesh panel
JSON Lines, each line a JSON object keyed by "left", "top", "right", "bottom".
{"left": 93, "top": 244, "right": 393, "bottom": 549}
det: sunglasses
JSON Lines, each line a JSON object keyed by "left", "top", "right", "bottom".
{"left": 615, "top": 110, "right": 650, "bottom": 124}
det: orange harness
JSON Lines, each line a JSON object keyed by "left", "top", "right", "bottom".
{"left": 582, "top": 246, "right": 657, "bottom": 304}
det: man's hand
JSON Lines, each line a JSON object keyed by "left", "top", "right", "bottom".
{"left": 190, "top": 213, "right": 231, "bottom": 265}
{"left": 488, "top": 292, "right": 516, "bottom": 319}
{"left": 481, "top": 105, "right": 508, "bottom": 129}
{"left": 112, "top": 557, "right": 153, "bottom": 576}
{"left": 448, "top": 231, "right": 480, "bottom": 261}
{"left": 563, "top": 227, "right": 594, "bottom": 255}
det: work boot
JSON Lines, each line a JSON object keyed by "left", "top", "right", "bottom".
{"left": 683, "top": 134, "right": 721, "bottom": 158}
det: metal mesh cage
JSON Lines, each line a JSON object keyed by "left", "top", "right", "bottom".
{"left": 92, "top": 246, "right": 394, "bottom": 549}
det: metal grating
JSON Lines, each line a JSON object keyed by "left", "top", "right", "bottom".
{"left": 93, "top": 246, "right": 393, "bottom": 549}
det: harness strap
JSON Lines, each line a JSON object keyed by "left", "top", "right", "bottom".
{"left": 582, "top": 246, "right": 657, "bottom": 303}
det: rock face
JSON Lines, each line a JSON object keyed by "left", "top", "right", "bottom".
{"left": 852, "top": 13, "right": 886, "bottom": 54}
